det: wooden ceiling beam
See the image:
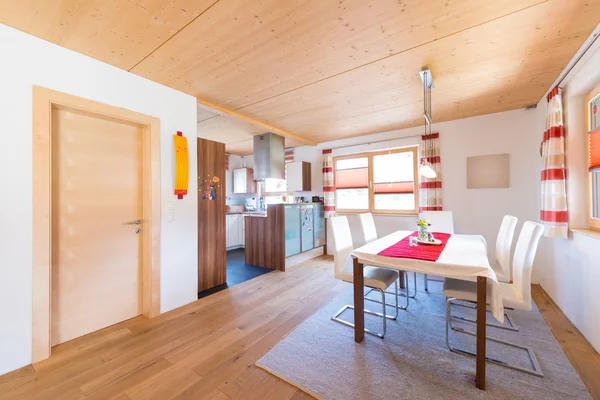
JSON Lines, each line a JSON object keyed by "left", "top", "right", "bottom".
{"left": 196, "top": 98, "right": 317, "bottom": 146}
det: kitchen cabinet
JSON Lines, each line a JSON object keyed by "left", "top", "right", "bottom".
{"left": 284, "top": 204, "right": 325, "bottom": 256}
{"left": 300, "top": 205, "right": 314, "bottom": 252}
{"left": 286, "top": 162, "right": 311, "bottom": 191}
{"left": 284, "top": 206, "right": 301, "bottom": 257}
{"left": 240, "top": 215, "right": 245, "bottom": 247}
{"left": 226, "top": 214, "right": 245, "bottom": 249}
{"left": 233, "top": 168, "right": 256, "bottom": 194}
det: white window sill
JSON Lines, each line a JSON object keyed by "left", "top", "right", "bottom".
{"left": 570, "top": 228, "right": 600, "bottom": 240}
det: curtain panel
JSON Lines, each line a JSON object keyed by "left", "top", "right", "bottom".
{"left": 323, "top": 149, "right": 335, "bottom": 218}
{"left": 419, "top": 133, "right": 443, "bottom": 212}
{"left": 540, "top": 86, "right": 568, "bottom": 237}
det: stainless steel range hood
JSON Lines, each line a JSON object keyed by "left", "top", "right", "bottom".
{"left": 253, "top": 132, "right": 285, "bottom": 180}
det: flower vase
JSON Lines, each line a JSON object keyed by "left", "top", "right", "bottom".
{"left": 418, "top": 225, "right": 428, "bottom": 241}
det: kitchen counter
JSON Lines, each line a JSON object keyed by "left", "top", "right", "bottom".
{"left": 226, "top": 211, "right": 267, "bottom": 216}
{"left": 244, "top": 204, "right": 285, "bottom": 271}
{"left": 244, "top": 203, "right": 325, "bottom": 271}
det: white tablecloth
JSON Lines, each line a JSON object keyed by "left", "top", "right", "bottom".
{"left": 351, "top": 230, "right": 504, "bottom": 322}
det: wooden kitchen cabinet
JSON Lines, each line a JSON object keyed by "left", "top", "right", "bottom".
{"left": 233, "top": 168, "right": 256, "bottom": 194}
{"left": 286, "top": 161, "right": 311, "bottom": 191}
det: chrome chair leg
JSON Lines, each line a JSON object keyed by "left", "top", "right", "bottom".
{"left": 445, "top": 297, "right": 544, "bottom": 377}
{"left": 364, "top": 271, "right": 409, "bottom": 310}
{"left": 424, "top": 274, "right": 443, "bottom": 292}
{"left": 401, "top": 272, "right": 418, "bottom": 299}
{"left": 450, "top": 299, "right": 515, "bottom": 311}
{"left": 380, "top": 288, "right": 387, "bottom": 337}
{"left": 331, "top": 289, "right": 389, "bottom": 338}
{"left": 449, "top": 299, "right": 519, "bottom": 331}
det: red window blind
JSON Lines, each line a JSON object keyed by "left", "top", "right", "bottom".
{"left": 591, "top": 128, "right": 600, "bottom": 171}
{"left": 373, "top": 181, "right": 414, "bottom": 194}
{"left": 335, "top": 168, "right": 368, "bottom": 189}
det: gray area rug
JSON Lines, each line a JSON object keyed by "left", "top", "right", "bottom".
{"left": 256, "top": 278, "right": 590, "bottom": 399}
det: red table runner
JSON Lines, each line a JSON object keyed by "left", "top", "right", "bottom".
{"left": 377, "top": 231, "right": 451, "bottom": 262}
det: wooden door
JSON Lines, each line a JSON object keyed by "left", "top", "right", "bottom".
{"left": 51, "top": 107, "right": 142, "bottom": 346}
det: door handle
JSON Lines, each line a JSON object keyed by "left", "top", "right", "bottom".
{"left": 125, "top": 219, "right": 142, "bottom": 225}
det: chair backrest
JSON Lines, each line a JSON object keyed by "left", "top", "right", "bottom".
{"left": 359, "top": 213, "right": 378, "bottom": 244}
{"left": 330, "top": 215, "right": 354, "bottom": 280}
{"left": 495, "top": 215, "right": 518, "bottom": 281}
{"left": 512, "top": 221, "right": 544, "bottom": 310}
{"left": 421, "top": 211, "right": 455, "bottom": 234}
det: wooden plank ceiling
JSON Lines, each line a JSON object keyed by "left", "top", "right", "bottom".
{"left": 1, "top": 0, "right": 598, "bottom": 155}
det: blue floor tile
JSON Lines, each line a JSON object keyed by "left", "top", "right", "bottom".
{"left": 197, "top": 249, "right": 273, "bottom": 299}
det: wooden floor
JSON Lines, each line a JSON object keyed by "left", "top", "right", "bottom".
{"left": 0, "top": 256, "right": 598, "bottom": 399}
{"left": 531, "top": 285, "right": 600, "bottom": 400}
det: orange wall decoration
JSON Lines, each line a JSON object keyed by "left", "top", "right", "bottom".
{"left": 174, "top": 131, "right": 189, "bottom": 199}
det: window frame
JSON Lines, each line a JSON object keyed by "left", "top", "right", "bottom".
{"left": 585, "top": 84, "right": 600, "bottom": 231}
{"left": 332, "top": 146, "right": 419, "bottom": 215}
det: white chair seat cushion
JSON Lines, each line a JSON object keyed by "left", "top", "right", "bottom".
{"left": 442, "top": 278, "right": 527, "bottom": 310}
{"left": 339, "top": 265, "right": 398, "bottom": 290}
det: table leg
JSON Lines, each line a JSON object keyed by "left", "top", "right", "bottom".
{"left": 353, "top": 256, "right": 364, "bottom": 343}
{"left": 399, "top": 271, "right": 406, "bottom": 289}
{"left": 476, "top": 276, "right": 487, "bottom": 390}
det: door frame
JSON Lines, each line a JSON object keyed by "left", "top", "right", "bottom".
{"left": 32, "top": 86, "right": 161, "bottom": 363}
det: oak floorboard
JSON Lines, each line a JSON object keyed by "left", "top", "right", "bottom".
{"left": 0, "top": 259, "right": 597, "bottom": 400}
{"left": 532, "top": 284, "right": 600, "bottom": 400}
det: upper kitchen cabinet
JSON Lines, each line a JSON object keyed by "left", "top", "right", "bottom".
{"left": 233, "top": 168, "right": 256, "bottom": 194}
{"left": 286, "top": 161, "right": 311, "bottom": 192}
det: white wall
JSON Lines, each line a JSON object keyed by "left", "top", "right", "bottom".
{"left": 0, "top": 24, "right": 198, "bottom": 375}
{"left": 535, "top": 36, "right": 600, "bottom": 352}
{"left": 301, "top": 109, "right": 542, "bottom": 268}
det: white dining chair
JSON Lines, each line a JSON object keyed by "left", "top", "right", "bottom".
{"left": 450, "top": 215, "right": 520, "bottom": 330}
{"left": 494, "top": 215, "right": 518, "bottom": 283}
{"left": 358, "top": 213, "right": 415, "bottom": 301}
{"left": 420, "top": 211, "right": 455, "bottom": 291}
{"left": 442, "top": 221, "right": 545, "bottom": 377}
{"left": 330, "top": 216, "right": 403, "bottom": 338}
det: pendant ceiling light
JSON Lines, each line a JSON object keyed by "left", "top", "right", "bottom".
{"left": 419, "top": 67, "right": 437, "bottom": 179}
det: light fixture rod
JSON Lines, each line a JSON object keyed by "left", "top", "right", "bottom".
{"left": 419, "top": 67, "right": 435, "bottom": 89}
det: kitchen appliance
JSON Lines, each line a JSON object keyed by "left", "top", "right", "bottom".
{"left": 312, "top": 196, "right": 322, "bottom": 203}
{"left": 253, "top": 132, "right": 285, "bottom": 180}
{"left": 245, "top": 197, "right": 258, "bottom": 211}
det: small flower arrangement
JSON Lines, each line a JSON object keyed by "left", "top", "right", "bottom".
{"left": 416, "top": 217, "right": 431, "bottom": 240}
{"left": 416, "top": 217, "right": 430, "bottom": 228}
{"left": 200, "top": 175, "right": 220, "bottom": 200}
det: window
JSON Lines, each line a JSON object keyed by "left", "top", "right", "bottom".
{"left": 586, "top": 86, "right": 600, "bottom": 231}
{"left": 333, "top": 147, "right": 418, "bottom": 214}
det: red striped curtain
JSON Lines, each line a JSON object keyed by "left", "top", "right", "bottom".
{"left": 323, "top": 149, "right": 335, "bottom": 217}
{"left": 419, "top": 133, "right": 443, "bottom": 212}
{"left": 540, "top": 87, "right": 568, "bottom": 237}
{"left": 285, "top": 148, "right": 295, "bottom": 163}
{"left": 284, "top": 148, "right": 294, "bottom": 183}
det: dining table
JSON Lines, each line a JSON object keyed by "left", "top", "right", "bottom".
{"left": 350, "top": 230, "right": 503, "bottom": 391}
